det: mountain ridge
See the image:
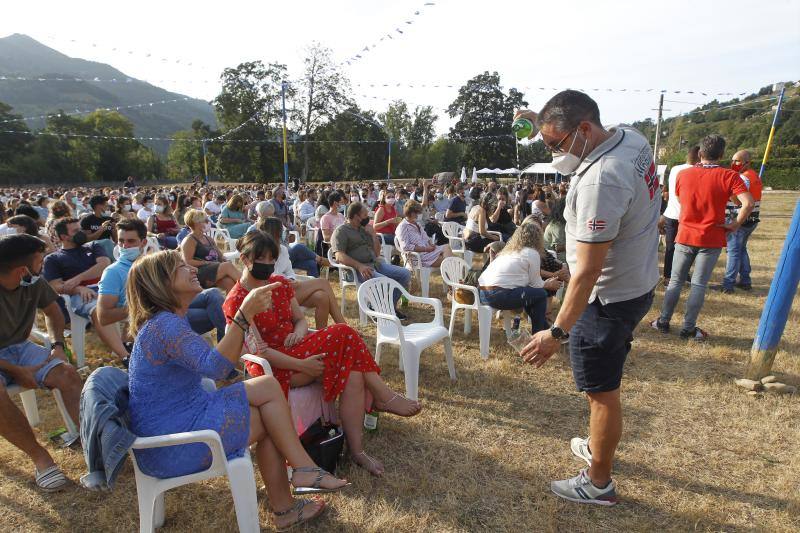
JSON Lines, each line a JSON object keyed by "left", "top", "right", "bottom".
{"left": 0, "top": 33, "right": 217, "bottom": 154}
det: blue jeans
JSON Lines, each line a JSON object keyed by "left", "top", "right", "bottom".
{"left": 357, "top": 261, "right": 411, "bottom": 305}
{"left": 158, "top": 235, "right": 178, "bottom": 250}
{"left": 659, "top": 243, "right": 722, "bottom": 331}
{"left": 479, "top": 286, "right": 549, "bottom": 333}
{"left": 723, "top": 223, "right": 757, "bottom": 289}
{"left": 186, "top": 288, "right": 226, "bottom": 341}
{"left": 289, "top": 243, "right": 319, "bottom": 277}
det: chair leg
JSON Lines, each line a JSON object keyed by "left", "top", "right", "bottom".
{"left": 136, "top": 485, "right": 163, "bottom": 533}
{"left": 502, "top": 312, "right": 514, "bottom": 339}
{"left": 71, "top": 318, "right": 88, "bottom": 368}
{"left": 478, "top": 307, "right": 492, "bottom": 360}
{"left": 448, "top": 305, "right": 458, "bottom": 338}
{"left": 340, "top": 285, "right": 347, "bottom": 316}
{"left": 227, "top": 455, "right": 260, "bottom": 533}
{"left": 397, "top": 345, "right": 404, "bottom": 372}
{"left": 464, "top": 308, "right": 472, "bottom": 335}
{"left": 19, "top": 389, "right": 40, "bottom": 427}
{"left": 401, "top": 346, "right": 420, "bottom": 401}
{"left": 374, "top": 342, "right": 383, "bottom": 365}
{"left": 52, "top": 389, "right": 78, "bottom": 436}
{"left": 443, "top": 337, "right": 456, "bottom": 380}
{"left": 420, "top": 269, "right": 430, "bottom": 298}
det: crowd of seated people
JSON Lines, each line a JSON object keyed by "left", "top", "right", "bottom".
{"left": 0, "top": 175, "right": 576, "bottom": 529}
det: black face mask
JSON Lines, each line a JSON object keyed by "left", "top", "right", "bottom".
{"left": 360, "top": 217, "right": 370, "bottom": 227}
{"left": 250, "top": 262, "right": 275, "bottom": 281}
{"left": 72, "top": 231, "right": 88, "bottom": 246}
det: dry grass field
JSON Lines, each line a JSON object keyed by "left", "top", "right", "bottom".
{"left": 1, "top": 192, "right": 798, "bottom": 533}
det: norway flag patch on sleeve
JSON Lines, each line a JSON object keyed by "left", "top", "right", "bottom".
{"left": 587, "top": 218, "right": 607, "bottom": 231}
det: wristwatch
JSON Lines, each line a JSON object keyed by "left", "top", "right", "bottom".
{"left": 550, "top": 325, "right": 569, "bottom": 341}
{"left": 52, "top": 341, "right": 65, "bottom": 348}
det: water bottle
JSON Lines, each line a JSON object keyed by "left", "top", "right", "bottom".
{"left": 64, "top": 343, "right": 75, "bottom": 366}
{"left": 364, "top": 410, "right": 378, "bottom": 432}
{"left": 512, "top": 117, "right": 534, "bottom": 140}
{"left": 400, "top": 295, "right": 409, "bottom": 308}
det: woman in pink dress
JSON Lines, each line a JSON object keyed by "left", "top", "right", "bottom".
{"left": 223, "top": 231, "right": 422, "bottom": 476}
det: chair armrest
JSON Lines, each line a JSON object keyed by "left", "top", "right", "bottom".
{"left": 132, "top": 430, "right": 227, "bottom": 471}
{"left": 487, "top": 230, "right": 503, "bottom": 242}
{"left": 363, "top": 308, "right": 403, "bottom": 329}
{"left": 294, "top": 274, "right": 314, "bottom": 281}
{"left": 406, "top": 295, "right": 444, "bottom": 326}
{"left": 241, "top": 354, "right": 273, "bottom": 376}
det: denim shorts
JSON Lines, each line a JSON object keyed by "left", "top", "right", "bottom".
{"left": 70, "top": 285, "right": 99, "bottom": 319}
{"left": 0, "top": 341, "right": 63, "bottom": 388}
{"left": 569, "top": 290, "right": 654, "bottom": 393}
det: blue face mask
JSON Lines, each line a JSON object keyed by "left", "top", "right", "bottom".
{"left": 119, "top": 246, "right": 142, "bottom": 262}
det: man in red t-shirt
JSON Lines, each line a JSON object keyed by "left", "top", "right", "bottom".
{"left": 651, "top": 135, "right": 754, "bottom": 340}
{"left": 719, "top": 150, "right": 762, "bottom": 292}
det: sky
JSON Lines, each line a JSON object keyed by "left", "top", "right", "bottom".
{"left": 1, "top": 0, "right": 799, "bottom": 134}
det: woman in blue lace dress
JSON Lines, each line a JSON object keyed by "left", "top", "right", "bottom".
{"left": 126, "top": 250, "right": 348, "bottom": 530}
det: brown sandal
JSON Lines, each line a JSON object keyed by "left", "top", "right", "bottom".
{"left": 291, "top": 466, "right": 350, "bottom": 495}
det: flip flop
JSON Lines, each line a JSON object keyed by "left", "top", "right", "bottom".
{"left": 35, "top": 465, "right": 68, "bottom": 492}
{"left": 291, "top": 467, "right": 350, "bottom": 495}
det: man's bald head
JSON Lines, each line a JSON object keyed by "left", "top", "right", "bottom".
{"left": 732, "top": 150, "right": 752, "bottom": 171}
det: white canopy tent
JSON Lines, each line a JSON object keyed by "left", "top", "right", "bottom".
{"left": 476, "top": 168, "right": 504, "bottom": 174}
{"left": 471, "top": 167, "right": 478, "bottom": 183}
{"left": 521, "top": 162, "right": 558, "bottom": 175}
{"left": 499, "top": 168, "right": 521, "bottom": 175}
{"left": 460, "top": 166, "right": 467, "bottom": 183}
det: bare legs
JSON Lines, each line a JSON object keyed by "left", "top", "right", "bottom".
{"left": 90, "top": 308, "right": 128, "bottom": 359}
{"left": 243, "top": 375, "right": 345, "bottom": 526}
{"left": 294, "top": 279, "right": 346, "bottom": 328}
{"left": 586, "top": 389, "right": 621, "bottom": 486}
{"left": 0, "top": 382, "right": 55, "bottom": 471}
{"left": 0, "top": 364, "right": 81, "bottom": 472}
{"left": 215, "top": 262, "right": 240, "bottom": 292}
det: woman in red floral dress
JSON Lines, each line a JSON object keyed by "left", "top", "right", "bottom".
{"left": 223, "top": 231, "right": 421, "bottom": 476}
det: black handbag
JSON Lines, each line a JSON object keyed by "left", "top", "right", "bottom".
{"left": 299, "top": 418, "right": 345, "bottom": 475}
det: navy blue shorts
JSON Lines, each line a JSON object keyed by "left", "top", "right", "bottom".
{"left": 569, "top": 290, "right": 654, "bottom": 393}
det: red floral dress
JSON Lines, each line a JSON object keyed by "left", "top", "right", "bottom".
{"left": 222, "top": 276, "right": 380, "bottom": 401}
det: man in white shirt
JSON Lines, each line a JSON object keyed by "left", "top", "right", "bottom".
{"left": 660, "top": 146, "right": 699, "bottom": 282}
{"left": 298, "top": 190, "right": 317, "bottom": 223}
{"left": 136, "top": 195, "right": 154, "bottom": 222}
{"left": 204, "top": 194, "right": 225, "bottom": 222}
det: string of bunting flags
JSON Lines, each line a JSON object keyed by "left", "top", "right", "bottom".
{"left": 0, "top": 97, "right": 202, "bottom": 125}
{"left": 0, "top": 74, "right": 772, "bottom": 99}
{"left": 0, "top": 129, "right": 515, "bottom": 144}
{"left": 342, "top": 2, "right": 437, "bottom": 66}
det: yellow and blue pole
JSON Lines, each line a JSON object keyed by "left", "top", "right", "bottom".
{"left": 746, "top": 198, "right": 800, "bottom": 379}
{"left": 758, "top": 85, "right": 785, "bottom": 178}
{"left": 386, "top": 137, "right": 392, "bottom": 183}
{"left": 281, "top": 81, "right": 289, "bottom": 189}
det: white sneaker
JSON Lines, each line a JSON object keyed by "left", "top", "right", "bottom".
{"left": 550, "top": 468, "right": 617, "bottom": 506}
{"left": 570, "top": 437, "right": 592, "bottom": 466}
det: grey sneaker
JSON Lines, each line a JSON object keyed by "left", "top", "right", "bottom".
{"left": 550, "top": 468, "right": 618, "bottom": 506}
{"left": 570, "top": 437, "right": 592, "bottom": 466}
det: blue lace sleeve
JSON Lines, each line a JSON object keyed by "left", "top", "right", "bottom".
{"left": 154, "top": 313, "right": 234, "bottom": 380}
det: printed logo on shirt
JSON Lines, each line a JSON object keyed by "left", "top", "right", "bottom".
{"left": 587, "top": 218, "right": 607, "bottom": 231}
{"left": 634, "top": 146, "right": 659, "bottom": 200}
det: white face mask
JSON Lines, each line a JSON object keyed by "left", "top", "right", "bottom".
{"left": 145, "top": 203, "right": 154, "bottom": 211}
{"left": 103, "top": 210, "right": 112, "bottom": 217}
{"left": 551, "top": 131, "right": 589, "bottom": 175}
{"left": 123, "top": 204, "right": 132, "bottom": 212}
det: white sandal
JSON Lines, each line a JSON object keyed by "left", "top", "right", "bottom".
{"left": 35, "top": 465, "right": 68, "bottom": 492}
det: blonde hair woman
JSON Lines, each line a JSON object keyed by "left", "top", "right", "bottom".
{"left": 126, "top": 251, "right": 347, "bottom": 530}
{"left": 477, "top": 216, "right": 561, "bottom": 333}
{"left": 180, "top": 209, "right": 240, "bottom": 291}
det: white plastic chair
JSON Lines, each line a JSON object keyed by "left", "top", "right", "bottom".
{"left": 394, "top": 236, "right": 434, "bottom": 298}
{"left": 287, "top": 230, "right": 301, "bottom": 246}
{"left": 129, "top": 431, "right": 259, "bottom": 533}
{"left": 440, "top": 257, "right": 513, "bottom": 360}
{"left": 357, "top": 277, "right": 455, "bottom": 401}
{"left": 434, "top": 211, "right": 445, "bottom": 222}
{"left": 442, "top": 222, "right": 473, "bottom": 266}
{"left": 380, "top": 243, "right": 395, "bottom": 264}
{"left": 61, "top": 294, "right": 89, "bottom": 369}
{"left": 9, "top": 331, "right": 78, "bottom": 437}
{"left": 207, "top": 228, "right": 236, "bottom": 254}
{"left": 327, "top": 248, "right": 366, "bottom": 325}
{"left": 304, "top": 219, "right": 319, "bottom": 248}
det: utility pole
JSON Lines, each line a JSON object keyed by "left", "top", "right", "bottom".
{"left": 758, "top": 83, "right": 786, "bottom": 178}
{"left": 387, "top": 137, "right": 392, "bottom": 183}
{"left": 652, "top": 93, "right": 664, "bottom": 168}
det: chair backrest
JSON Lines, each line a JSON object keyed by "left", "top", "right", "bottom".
{"left": 441, "top": 222, "right": 463, "bottom": 239}
{"left": 357, "top": 277, "right": 402, "bottom": 331}
{"left": 434, "top": 211, "right": 444, "bottom": 222}
{"left": 326, "top": 247, "right": 339, "bottom": 267}
{"left": 144, "top": 236, "right": 160, "bottom": 254}
{"left": 440, "top": 256, "right": 470, "bottom": 287}
{"left": 393, "top": 236, "right": 414, "bottom": 270}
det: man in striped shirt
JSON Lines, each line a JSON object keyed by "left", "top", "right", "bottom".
{"left": 719, "top": 150, "right": 762, "bottom": 293}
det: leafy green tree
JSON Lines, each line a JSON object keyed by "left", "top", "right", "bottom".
{"left": 448, "top": 71, "right": 527, "bottom": 169}
{"left": 297, "top": 43, "right": 351, "bottom": 180}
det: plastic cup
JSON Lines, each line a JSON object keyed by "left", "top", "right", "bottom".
{"left": 507, "top": 328, "right": 532, "bottom": 354}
